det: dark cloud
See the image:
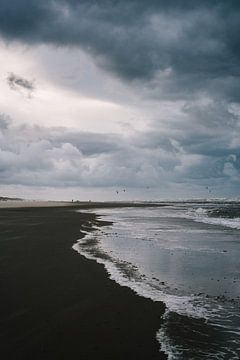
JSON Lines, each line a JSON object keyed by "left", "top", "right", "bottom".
{"left": 0, "top": 1, "right": 239, "bottom": 100}
{"left": 7, "top": 72, "right": 35, "bottom": 96}
{"left": 0, "top": 114, "right": 239, "bottom": 190}
{"left": 0, "top": 1, "right": 239, "bottom": 196}
{"left": 160, "top": 100, "right": 240, "bottom": 163}
{"left": 54, "top": 131, "right": 121, "bottom": 156}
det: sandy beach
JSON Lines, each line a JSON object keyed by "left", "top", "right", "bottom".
{"left": 0, "top": 203, "right": 166, "bottom": 359}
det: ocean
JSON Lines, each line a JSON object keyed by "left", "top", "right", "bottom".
{"left": 73, "top": 201, "right": 240, "bottom": 359}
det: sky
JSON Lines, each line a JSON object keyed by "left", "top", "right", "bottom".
{"left": 0, "top": 0, "right": 239, "bottom": 201}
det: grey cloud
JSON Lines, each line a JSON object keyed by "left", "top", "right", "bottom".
{"left": 157, "top": 102, "right": 238, "bottom": 161}
{"left": 178, "top": 101, "right": 240, "bottom": 157}
{"left": 7, "top": 73, "right": 35, "bottom": 95}
{"left": 53, "top": 131, "right": 121, "bottom": 156}
{"left": 0, "top": 1, "right": 239, "bottom": 101}
{"left": 0, "top": 113, "right": 11, "bottom": 129}
{"left": 0, "top": 1, "right": 240, "bottom": 194}
{"left": 0, "top": 114, "right": 239, "bottom": 190}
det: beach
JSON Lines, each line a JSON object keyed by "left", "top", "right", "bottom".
{"left": 0, "top": 203, "right": 166, "bottom": 360}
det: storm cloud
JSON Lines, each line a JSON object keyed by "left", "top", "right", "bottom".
{"left": 0, "top": 1, "right": 239, "bottom": 95}
{"left": 0, "top": 1, "right": 239, "bottom": 198}
{"left": 0, "top": 112, "right": 239, "bottom": 194}
{"left": 7, "top": 72, "right": 35, "bottom": 96}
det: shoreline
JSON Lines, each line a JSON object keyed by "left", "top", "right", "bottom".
{"left": 0, "top": 199, "right": 168, "bottom": 209}
{"left": 0, "top": 205, "right": 167, "bottom": 359}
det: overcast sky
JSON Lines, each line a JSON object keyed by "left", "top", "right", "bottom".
{"left": 0, "top": 0, "right": 239, "bottom": 201}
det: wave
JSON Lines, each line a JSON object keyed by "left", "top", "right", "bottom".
{"left": 186, "top": 206, "right": 240, "bottom": 230}
{"left": 73, "top": 227, "right": 206, "bottom": 318}
{"left": 194, "top": 215, "right": 240, "bottom": 229}
{"left": 72, "top": 227, "right": 239, "bottom": 359}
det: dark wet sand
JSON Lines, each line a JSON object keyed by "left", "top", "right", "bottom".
{"left": 0, "top": 205, "right": 166, "bottom": 359}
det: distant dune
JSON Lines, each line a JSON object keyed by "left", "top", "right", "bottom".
{"left": 0, "top": 196, "right": 22, "bottom": 201}
{"left": 0, "top": 199, "right": 74, "bottom": 208}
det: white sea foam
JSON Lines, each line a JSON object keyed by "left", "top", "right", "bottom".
{"left": 194, "top": 216, "right": 240, "bottom": 229}
{"left": 73, "top": 226, "right": 214, "bottom": 360}
{"left": 73, "top": 231, "right": 208, "bottom": 318}
{"left": 186, "top": 207, "right": 240, "bottom": 229}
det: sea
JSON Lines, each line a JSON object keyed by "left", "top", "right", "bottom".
{"left": 73, "top": 200, "right": 240, "bottom": 359}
